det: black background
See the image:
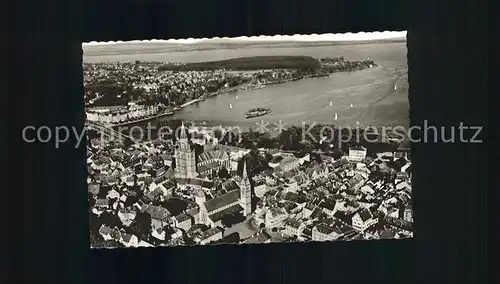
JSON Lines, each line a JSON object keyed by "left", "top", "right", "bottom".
{"left": 6, "top": 0, "right": 488, "bottom": 283}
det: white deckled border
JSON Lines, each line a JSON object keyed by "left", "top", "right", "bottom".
{"left": 82, "top": 31, "right": 407, "bottom": 46}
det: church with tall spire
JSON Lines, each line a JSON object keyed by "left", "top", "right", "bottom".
{"left": 193, "top": 159, "right": 253, "bottom": 227}
{"left": 238, "top": 160, "right": 252, "bottom": 216}
{"left": 174, "top": 122, "right": 198, "bottom": 179}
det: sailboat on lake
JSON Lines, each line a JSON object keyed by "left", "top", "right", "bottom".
{"left": 334, "top": 113, "right": 338, "bottom": 120}
{"left": 329, "top": 101, "right": 333, "bottom": 107}
{"left": 350, "top": 103, "right": 353, "bottom": 108}
{"left": 394, "top": 84, "right": 397, "bottom": 91}
{"left": 236, "top": 95, "right": 239, "bottom": 100}
{"left": 229, "top": 103, "right": 233, "bottom": 109}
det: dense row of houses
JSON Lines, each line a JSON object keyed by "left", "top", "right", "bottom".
{"left": 86, "top": 103, "right": 160, "bottom": 124}
{"left": 88, "top": 120, "right": 413, "bottom": 246}
{"left": 84, "top": 62, "right": 231, "bottom": 111}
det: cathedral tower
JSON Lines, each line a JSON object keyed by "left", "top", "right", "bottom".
{"left": 239, "top": 160, "right": 252, "bottom": 216}
{"left": 174, "top": 122, "right": 198, "bottom": 179}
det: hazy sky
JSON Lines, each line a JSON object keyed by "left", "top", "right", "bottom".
{"left": 83, "top": 31, "right": 406, "bottom": 46}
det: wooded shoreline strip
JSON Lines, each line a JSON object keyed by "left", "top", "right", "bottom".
{"left": 158, "top": 55, "right": 321, "bottom": 71}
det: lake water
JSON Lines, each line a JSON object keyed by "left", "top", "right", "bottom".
{"left": 84, "top": 42, "right": 409, "bottom": 129}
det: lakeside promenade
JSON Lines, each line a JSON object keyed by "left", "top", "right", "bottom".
{"left": 108, "top": 110, "right": 174, "bottom": 128}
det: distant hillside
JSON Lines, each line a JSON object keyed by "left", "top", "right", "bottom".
{"left": 82, "top": 38, "right": 406, "bottom": 57}
{"left": 197, "top": 37, "right": 406, "bottom": 45}
{"left": 82, "top": 42, "right": 183, "bottom": 56}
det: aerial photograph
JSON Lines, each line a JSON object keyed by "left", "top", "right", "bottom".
{"left": 84, "top": 31, "right": 413, "bottom": 248}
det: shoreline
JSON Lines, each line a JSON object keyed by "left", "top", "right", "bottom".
{"left": 180, "top": 98, "right": 202, "bottom": 108}
{"left": 94, "top": 65, "right": 376, "bottom": 128}
{"left": 102, "top": 74, "right": 339, "bottom": 128}
{"left": 109, "top": 110, "right": 175, "bottom": 128}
